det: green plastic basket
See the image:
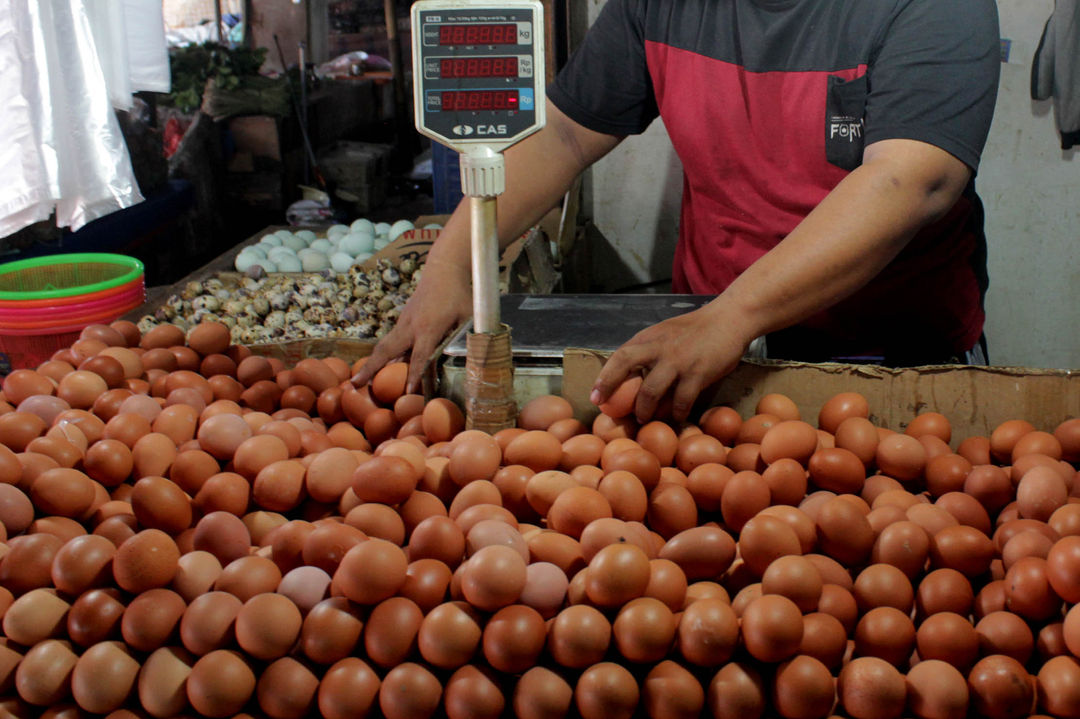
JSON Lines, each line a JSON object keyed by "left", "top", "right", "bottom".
{"left": 0, "top": 253, "right": 144, "bottom": 301}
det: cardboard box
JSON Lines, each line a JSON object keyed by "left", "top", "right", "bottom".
{"left": 562, "top": 349, "right": 1079, "bottom": 439}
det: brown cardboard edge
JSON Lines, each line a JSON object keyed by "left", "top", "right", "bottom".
{"left": 562, "top": 348, "right": 1079, "bottom": 439}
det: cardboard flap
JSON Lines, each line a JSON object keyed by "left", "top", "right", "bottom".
{"left": 563, "top": 348, "right": 1079, "bottom": 438}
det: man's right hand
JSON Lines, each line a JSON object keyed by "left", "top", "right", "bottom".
{"left": 350, "top": 257, "right": 472, "bottom": 393}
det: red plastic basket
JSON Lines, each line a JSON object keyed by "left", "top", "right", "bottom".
{"left": 0, "top": 330, "right": 83, "bottom": 371}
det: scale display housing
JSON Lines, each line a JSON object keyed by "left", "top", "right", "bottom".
{"left": 411, "top": 0, "right": 546, "bottom": 154}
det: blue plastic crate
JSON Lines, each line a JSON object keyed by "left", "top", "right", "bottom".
{"left": 431, "top": 141, "right": 464, "bottom": 214}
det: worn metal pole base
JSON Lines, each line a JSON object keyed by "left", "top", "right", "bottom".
{"left": 464, "top": 325, "right": 516, "bottom": 433}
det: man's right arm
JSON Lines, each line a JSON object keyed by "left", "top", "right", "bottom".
{"left": 352, "top": 99, "right": 623, "bottom": 392}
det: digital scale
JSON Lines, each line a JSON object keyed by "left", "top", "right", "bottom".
{"left": 411, "top": 0, "right": 546, "bottom": 431}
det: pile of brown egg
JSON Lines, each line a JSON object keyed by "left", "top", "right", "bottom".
{"left": 0, "top": 320, "right": 1077, "bottom": 719}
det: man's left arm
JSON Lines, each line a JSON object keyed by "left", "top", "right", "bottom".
{"left": 591, "top": 138, "right": 972, "bottom": 421}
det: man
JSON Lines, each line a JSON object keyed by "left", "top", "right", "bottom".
{"left": 354, "top": 0, "right": 1000, "bottom": 423}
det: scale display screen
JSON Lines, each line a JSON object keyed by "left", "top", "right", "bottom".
{"left": 412, "top": 1, "right": 545, "bottom": 152}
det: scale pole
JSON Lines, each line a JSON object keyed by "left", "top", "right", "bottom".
{"left": 461, "top": 150, "right": 516, "bottom": 432}
{"left": 470, "top": 195, "right": 501, "bottom": 333}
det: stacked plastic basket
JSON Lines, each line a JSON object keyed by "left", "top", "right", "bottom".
{"left": 0, "top": 254, "right": 145, "bottom": 370}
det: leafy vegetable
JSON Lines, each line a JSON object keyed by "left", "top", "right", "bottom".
{"left": 166, "top": 43, "right": 268, "bottom": 113}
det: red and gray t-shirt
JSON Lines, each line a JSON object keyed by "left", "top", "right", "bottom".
{"left": 548, "top": 0, "right": 1000, "bottom": 357}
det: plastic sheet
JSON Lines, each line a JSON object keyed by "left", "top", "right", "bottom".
{"left": 0, "top": 0, "right": 144, "bottom": 236}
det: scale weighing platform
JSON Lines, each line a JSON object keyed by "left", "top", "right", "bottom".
{"left": 438, "top": 294, "right": 717, "bottom": 405}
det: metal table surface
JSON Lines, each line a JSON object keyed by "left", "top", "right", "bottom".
{"left": 443, "top": 294, "right": 716, "bottom": 359}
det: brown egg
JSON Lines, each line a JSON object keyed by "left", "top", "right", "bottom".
{"left": 316, "top": 657, "right": 380, "bottom": 719}
{"left": 968, "top": 654, "right": 1034, "bottom": 719}
{"left": 375, "top": 662, "right": 441, "bottom": 719}
{"left": 215, "top": 555, "right": 281, "bottom": 602}
{"left": 930, "top": 525, "right": 995, "bottom": 577}
{"left": 253, "top": 656, "right": 319, "bottom": 719}
{"left": 772, "top": 655, "right": 835, "bottom": 719}
{"left": 178, "top": 590, "right": 242, "bottom": 656}
{"left": 641, "top": 660, "right": 706, "bottom": 719}
{"left": 659, "top": 525, "right": 736, "bottom": 581}
{"left": 918, "top": 611, "right": 979, "bottom": 669}
{"left": 838, "top": 657, "right": 906, "bottom": 719}
{"left": 191, "top": 511, "right": 251, "bottom": 566}
{"left": 585, "top": 542, "right": 650, "bottom": 607}
{"left": 234, "top": 592, "right": 302, "bottom": 660}
{"left": 120, "top": 588, "right": 186, "bottom": 652}
{"left": 1004, "top": 556, "right": 1062, "bottom": 621}
{"left": 648, "top": 484, "right": 698, "bottom": 539}
{"left": 760, "top": 420, "right": 819, "bottom": 465}
{"left": 853, "top": 563, "right": 913, "bottom": 613}
{"left": 137, "top": 646, "right": 193, "bottom": 718}
{"left": 799, "top": 611, "right": 848, "bottom": 670}
{"left": 460, "top": 544, "right": 527, "bottom": 610}
{"left": 14, "top": 638, "right": 79, "bottom": 706}
{"left": 575, "top": 662, "right": 639, "bottom": 719}
{"left": 906, "top": 659, "right": 969, "bottom": 719}
{"left": 808, "top": 447, "right": 866, "bottom": 494}
{"left": 675, "top": 433, "right": 727, "bottom": 473}
{"left": 513, "top": 666, "right": 573, "bottom": 719}
{"left": 112, "top": 529, "right": 180, "bottom": 593}
{"left": 29, "top": 467, "right": 94, "bottom": 518}
{"left": 816, "top": 496, "right": 875, "bottom": 566}
{"left": 676, "top": 596, "right": 738, "bottom": 666}
{"left": 331, "top": 537, "right": 406, "bottom": 606}
{"left": 186, "top": 649, "right": 255, "bottom": 717}
{"left": 854, "top": 605, "right": 916, "bottom": 666}
{"left": 739, "top": 513, "right": 803, "bottom": 576}
{"left": 1017, "top": 465, "right": 1069, "bottom": 521}
{"left": 707, "top": 661, "right": 766, "bottom": 719}
{"left": 762, "top": 555, "right": 823, "bottom": 612}
{"left": 51, "top": 534, "right": 116, "bottom": 595}
{"left": 875, "top": 433, "right": 927, "bottom": 482}
{"left": 976, "top": 610, "right": 1035, "bottom": 663}
{"left": 413, "top": 600, "right": 480, "bottom": 670}
{"left": 350, "top": 454, "right": 416, "bottom": 505}
{"left": 560, "top": 434, "right": 606, "bottom": 471}
{"left": 917, "top": 567, "right": 974, "bottom": 617}
{"left": 611, "top": 596, "right": 677, "bottom": 663}
{"left": 967, "top": 462, "right": 1015, "bottom": 511}
{"left": 3, "top": 587, "right": 69, "bottom": 645}
{"left": 170, "top": 550, "right": 222, "bottom": 603}
{"left": 739, "top": 593, "right": 803, "bottom": 663}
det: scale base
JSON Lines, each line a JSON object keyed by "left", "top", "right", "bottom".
{"left": 464, "top": 325, "right": 517, "bottom": 433}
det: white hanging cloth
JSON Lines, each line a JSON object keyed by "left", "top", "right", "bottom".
{"left": 0, "top": 0, "right": 144, "bottom": 237}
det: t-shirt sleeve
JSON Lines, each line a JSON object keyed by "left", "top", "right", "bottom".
{"left": 547, "top": 0, "right": 659, "bottom": 136}
{"left": 863, "top": 0, "right": 1000, "bottom": 170}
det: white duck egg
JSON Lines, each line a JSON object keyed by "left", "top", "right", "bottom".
{"left": 350, "top": 218, "right": 376, "bottom": 235}
{"left": 275, "top": 255, "right": 302, "bottom": 272}
{"left": 250, "top": 258, "right": 278, "bottom": 273}
{"left": 389, "top": 220, "right": 415, "bottom": 242}
{"left": 353, "top": 252, "right": 374, "bottom": 264}
{"left": 309, "top": 238, "right": 334, "bottom": 253}
{"left": 240, "top": 245, "right": 267, "bottom": 259}
{"left": 301, "top": 252, "right": 330, "bottom": 272}
{"left": 422, "top": 223, "right": 443, "bottom": 230}
{"left": 327, "top": 224, "right": 350, "bottom": 240}
{"left": 274, "top": 229, "right": 295, "bottom": 241}
{"left": 260, "top": 234, "right": 283, "bottom": 246}
{"left": 330, "top": 252, "right": 355, "bottom": 273}
{"left": 339, "top": 232, "right": 375, "bottom": 256}
{"left": 295, "top": 230, "right": 317, "bottom": 243}
{"left": 374, "top": 222, "right": 392, "bottom": 238}
{"left": 373, "top": 238, "right": 391, "bottom": 251}
{"left": 268, "top": 247, "right": 297, "bottom": 262}
{"left": 283, "top": 235, "right": 307, "bottom": 251}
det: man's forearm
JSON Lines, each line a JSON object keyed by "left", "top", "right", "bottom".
{"left": 705, "top": 138, "right": 974, "bottom": 346}
{"left": 425, "top": 99, "right": 622, "bottom": 274}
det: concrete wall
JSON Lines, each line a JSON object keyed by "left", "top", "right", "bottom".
{"left": 579, "top": 0, "right": 1079, "bottom": 368}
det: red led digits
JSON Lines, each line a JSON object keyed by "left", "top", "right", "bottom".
{"left": 440, "top": 90, "right": 519, "bottom": 111}
{"left": 438, "top": 24, "right": 517, "bottom": 46}
{"left": 438, "top": 57, "right": 519, "bottom": 78}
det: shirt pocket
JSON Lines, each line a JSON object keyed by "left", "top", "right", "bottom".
{"left": 825, "top": 75, "right": 868, "bottom": 171}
